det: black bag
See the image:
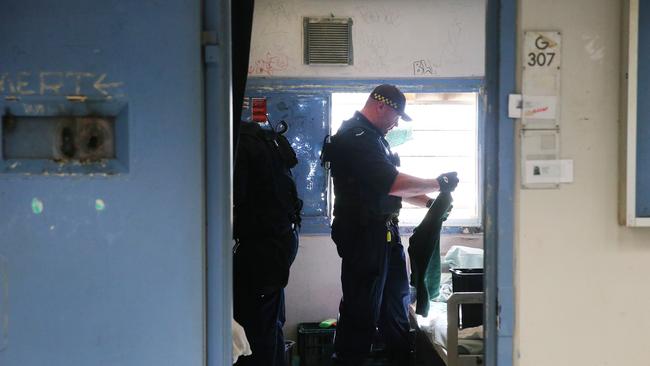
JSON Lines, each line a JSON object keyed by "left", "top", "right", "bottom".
{"left": 233, "top": 121, "right": 302, "bottom": 290}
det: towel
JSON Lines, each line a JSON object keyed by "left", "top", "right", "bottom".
{"left": 232, "top": 318, "right": 252, "bottom": 363}
{"left": 408, "top": 192, "right": 453, "bottom": 316}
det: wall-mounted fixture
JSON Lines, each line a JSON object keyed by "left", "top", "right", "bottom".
{"left": 0, "top": 100, "right": 128, "bottom": 175}
{"left": 303, "top": 17, "right": 353, "bottom": 65}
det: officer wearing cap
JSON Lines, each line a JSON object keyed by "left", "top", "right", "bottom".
{"left": 324, "top": 84, "right": 459, "bottom": 365}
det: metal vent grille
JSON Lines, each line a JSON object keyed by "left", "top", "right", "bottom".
{"left": 304, "top": 17, "right": 353, "bottom": 65}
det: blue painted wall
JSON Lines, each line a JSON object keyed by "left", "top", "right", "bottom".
{"left": 0, "top": 1, "right": 204, "bottom": 365}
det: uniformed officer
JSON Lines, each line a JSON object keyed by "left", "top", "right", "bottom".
{"left": 325, "top": 84, "right": 459, "bottom": 366}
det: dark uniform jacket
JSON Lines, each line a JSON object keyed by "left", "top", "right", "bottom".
{"left": 328, "top": 112, "right": 402, "bottom": 224}
{"left": 233, "top": 121, "right": 301, "bottom": 292}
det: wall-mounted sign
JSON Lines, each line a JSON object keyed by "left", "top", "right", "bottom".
{"left": 521, "top": 31, "right": 565, "bottom": 189}
{"left": 522, "top": 31, "right": 562, "bottom": 129}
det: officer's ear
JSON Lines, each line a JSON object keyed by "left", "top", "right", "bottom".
{"left": 376, "top": 101, "right": 387, "bottom": 113}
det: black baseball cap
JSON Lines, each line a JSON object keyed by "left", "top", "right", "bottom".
{"left": 370, "top": 84, "right": 412, "bottom": 121}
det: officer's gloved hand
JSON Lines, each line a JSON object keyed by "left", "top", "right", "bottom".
{"left": 436, "top": 171, "right": 459, "bottom": 193}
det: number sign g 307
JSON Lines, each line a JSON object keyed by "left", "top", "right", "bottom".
{"left": 524, "top": 31, "right": 561, "bottom": 69}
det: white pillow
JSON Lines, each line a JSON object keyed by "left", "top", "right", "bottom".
{"left": 444, "top": 245, "right": 484, "bottom": 269}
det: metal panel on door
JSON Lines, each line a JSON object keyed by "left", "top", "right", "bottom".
{"left": 0, "top": 1, "right": 204, "bottom": 365}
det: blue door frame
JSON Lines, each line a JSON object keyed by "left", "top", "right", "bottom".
{"left": 204, "top": 1, "right": 233, "bottom": 366}
{"left": 205, "top": 0, "right": 517, "bottom": 365}
{"left": 485, "top": 0, "right": 516, "bottom": 365}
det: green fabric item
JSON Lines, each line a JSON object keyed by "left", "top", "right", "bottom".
{"left": 424, "top": 205, "right": 452, "bottom": 301}
{"left": 408, "top": 194, "right": 453, "bottom": 316}
{"left": 424, "top": 238, "right": 441, "bottom": 301}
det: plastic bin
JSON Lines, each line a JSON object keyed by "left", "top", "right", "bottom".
{"left": 297, "top": 323, "right": 335, "bottom": 366}
{"left": 450, "top": 268, "right": 484, "bottom": 328}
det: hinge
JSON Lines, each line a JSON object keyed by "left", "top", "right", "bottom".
{"left": 204, "top": 45, "right": 219, "bottom": 64}
{"left": 201, "top": 31, "right": 218, "bottom": 46}
{"left": 202, "top": 31, "right": 219, "bottom": 64}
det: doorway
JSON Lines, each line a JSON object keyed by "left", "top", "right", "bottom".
{"left": 212, "top": 0, "right": 516, "bottom": 365}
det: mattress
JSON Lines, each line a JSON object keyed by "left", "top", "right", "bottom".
{"left": 413, "top": 301, "right": 484, "bottom": 362}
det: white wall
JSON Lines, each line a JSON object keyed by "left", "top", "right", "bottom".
{"left": 249, "top": 0, "right": 485, "bottom": 78}
{"left": 284, "top": 236, "right": 341, "bottom": 341}
{"left": 516, "top": 0, "right": 650, "bottom": 365}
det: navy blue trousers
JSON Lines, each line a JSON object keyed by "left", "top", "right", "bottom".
{"left": 234, "top": 287, "right": 286, "bottom": 366}
{"left": 331, "top": 219, "right": 411, "bottom": 365}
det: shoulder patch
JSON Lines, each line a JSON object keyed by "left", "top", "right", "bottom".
{"left": 337, "top": 126, "right": 374, "bottom": 143}
{"left": 348, "top": 127, "right": 367, "bottom": 136}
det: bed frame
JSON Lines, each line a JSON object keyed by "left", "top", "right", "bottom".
{"left": 413, "top": 292, "right": 484, "bottom": 366}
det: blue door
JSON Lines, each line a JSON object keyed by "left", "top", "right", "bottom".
{"left": 0, "top": 1, "right": 205, "bottom": 365}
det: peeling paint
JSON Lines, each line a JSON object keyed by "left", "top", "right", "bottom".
{"left": 19, "top": 172, "right": 115, "bottom": 177}
{"left": 1, "top": 71, "right": 125, "bottom": 98}
{"left": 65, "top": 95, "right": 88, "bottom": 102}
{"left": 0, "top": 255, "right": 8, "bottom": 352}
{"left": 31, "top": 198, "right": 44, "bottom": 214}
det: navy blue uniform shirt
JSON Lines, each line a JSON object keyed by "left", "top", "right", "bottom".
{"left": 330, "top": 112, "right": 401, "bottom": 220}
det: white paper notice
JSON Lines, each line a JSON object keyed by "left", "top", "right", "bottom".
{"left": 522, "top": 96, "right": 558, "bottom": 120}
{"left": 508, "top": 94, "right": 522, "bottom": 118}
{"left": 524, "top": 159, "right": 573, "bottom": 184}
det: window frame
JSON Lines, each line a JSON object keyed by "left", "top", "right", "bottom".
{"left": 245, "top": 77, "right": 484, "bottom": 235}
{"left": 330, "top": 91, "right": 482, "bottom": 230}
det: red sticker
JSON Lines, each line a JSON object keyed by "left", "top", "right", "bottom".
{"left": 252, "top": 98, "right": 267, "bottom": 123}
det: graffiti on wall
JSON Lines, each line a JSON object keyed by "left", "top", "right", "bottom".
{"left": 413, "top": 59, "right": 437, "bottom": 76}
{"left": 248, "top": 52, "right": 289, "bottom": 76}
{"left": 0, "top": 72, "right": 124, "bottom": 98}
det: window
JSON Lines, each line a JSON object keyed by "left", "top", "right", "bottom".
{"left": 331, "top": 92, "right": 480, "bottom": 227}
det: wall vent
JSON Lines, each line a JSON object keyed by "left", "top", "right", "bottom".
{"left": 303, "top": 17, "right": 353, "bottom": 65}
